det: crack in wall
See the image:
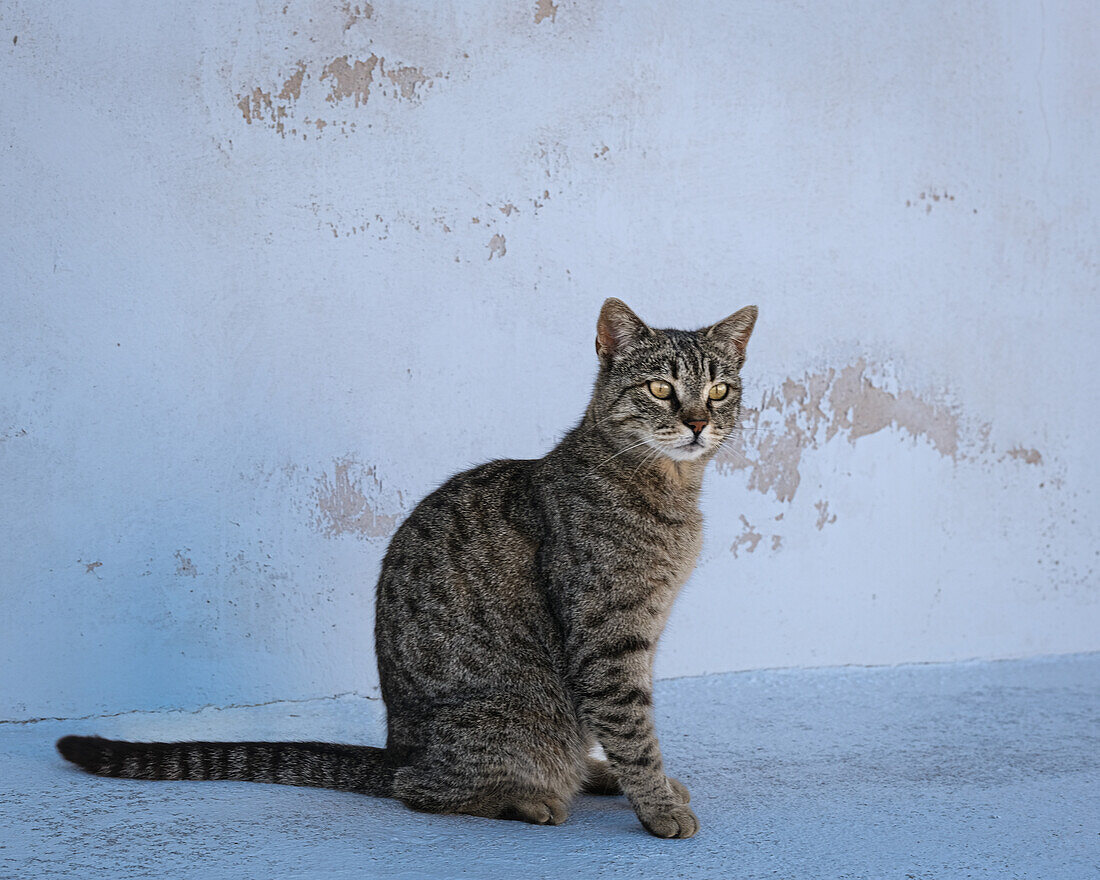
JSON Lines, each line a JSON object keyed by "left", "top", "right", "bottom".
{"left": 0, "top": 690, "right": 380, "bottom": 726}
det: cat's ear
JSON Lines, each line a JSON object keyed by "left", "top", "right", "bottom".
{"left": 596, "top": 298, "right": 652, "bottom": 362}
{"left": 704, "top": 305, "right": 758, "bottom": 358}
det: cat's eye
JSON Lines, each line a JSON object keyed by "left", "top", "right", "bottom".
{"left": 648, "top": 380, "right": 673, "bottom": 399}
{"left": 708, "top": 382, "right": 729, "bottom": 401}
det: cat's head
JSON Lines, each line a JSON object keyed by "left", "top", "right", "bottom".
{"left": 592, "top": 298, "right": 757, "bottom": 463}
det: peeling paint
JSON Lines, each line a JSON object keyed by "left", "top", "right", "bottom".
{"left": 730, "top": 515, "right": 762, "bottom": 558}
{"left": 174, "top": 550, "right": 198, "bottom": 578}
{"left": 313, "top": 458, "right": 403, "bottom": 539}
{"left": 1005, "top": 446, "right": 1043, "bottom": 465}
{"left": 236, "top": 86, "right": 273, "bottom": 125}
{"left": 499, "top": 203, "right": 518, "bottom": 216}
{"left": 488, "top": 233, "right": 507, "bottom": 259}
{"left": 81, "top": 560, "right": 102, "bottom": 575}
{"left": 341, "top": 2, "right": 373, "bottom": 30}
{"left": 382, "top": 60, "right": 431, "bottom": 101}
{"left": 714, "top": 360, "right": 1043, "bottom": 505}
{"left": 828, "top": 363, "right": 959, "bottom": 457}
{"left": 237, "top": 52, "right": 443, "bottom": 139}
{"left": 322, "top": 54, "right": 378, "bottom": 107}
{"left": 906, "top": 188, "right": 959, "bottom": 213}
{"left": 301, "top": 202, "right": 474, "bottom": 242}
{"left": 276, "top": 62, "right": 306, "bottom": 102}
{"left": 814, "top": 500, "right": 837, "bottom": 530}
{"left": 534, "top": 0, "right": 558, "bottom": 24}
{"left": 228, "top": 547, "right": 290, "bottom": 587}
{"left": 235, "top": 61, "right": 308, "bottom": 137}
{"left": 716, "top": 359, "right": 972, "bottom": 503}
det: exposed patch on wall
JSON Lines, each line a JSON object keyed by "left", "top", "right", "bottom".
{"left": 341, "top": 2, "right": 373, "bottom": 30}
{"left": 227, "top": 545, "right": 291, "bottom": 589}
{"left": 312, "top": 458, "right": 405, "bottom": 539}
{"left": 534, "top": 0, "right": 558, "bottom": 24}
{"left": 535, "top": 139, "right": 570, "bottom": 180}
{"left": 81, "top": 560, "right": 102, "bottom": 575}
{"left": 236, "top": 62, "right": 307, "bottom": 136}
{"left": 714, "top": 359, "right": 981, "bottom": 503}
{"left": 730, "top": 515, "right": 762, "bottom": 558}
{"left": 814, "top": 500, "right": 837, "bottom": 530}
{"left": 291, "top": 134, "right": 564, "bottom": 243}
{"left": 322, "top": 55, "right": 378, "bottom": 107}
{"left": 277, "top": 61, "right": 306, "bottom": 102}
{"left": 383, "top": 62, "right": 431, "bottom": 100}
{"left": 236, "top": 87, "right": 273, "bottom": 125}
{"left": 1004, "top": 446, "right": 1042, "bottom": 465}
{"left": 713, "top": 359, "right": 1047, "bottom": 562}
{"left": 904, "top": 188, "right": 978, "bottom": 215}
{"left": 235, "top": 54, "right": 444, "bottom": 139}
{"left": 174, "top": 550, "right": 198, "bottom": 578}
{"left": 297, "top": 198, "right": 523, "bottom": 256}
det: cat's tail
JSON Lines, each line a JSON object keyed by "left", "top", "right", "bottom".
{"left": 56, "top": 735, "right": 396, "bottom": 797}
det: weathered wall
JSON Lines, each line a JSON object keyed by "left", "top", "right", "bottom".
{"left": 2, "top": 0, "right": 1097, "bottom": 720}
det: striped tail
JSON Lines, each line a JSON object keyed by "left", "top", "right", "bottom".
{"left": 56, "top": 735, "right": 396, "bottom": 796}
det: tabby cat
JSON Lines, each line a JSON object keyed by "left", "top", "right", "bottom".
{"left": 58, "top": 298, "right": 757, "bottom": 839}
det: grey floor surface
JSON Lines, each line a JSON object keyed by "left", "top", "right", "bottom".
{"left": 1, "top": 654, "right": 1097, "bottom": 879}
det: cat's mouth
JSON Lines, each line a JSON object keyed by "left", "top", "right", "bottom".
{"left": 654, "top": 435, "right": 710, "bottom": 461}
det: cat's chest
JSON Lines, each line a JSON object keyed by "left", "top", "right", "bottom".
{"left": 608, "top": 512, "right": 701, "bottom": 640}
{"left": 645, "top": 512, "right": 703, "bottom": 583}
{"left": 612, "top": 500, "right": 703, "bottom": 594}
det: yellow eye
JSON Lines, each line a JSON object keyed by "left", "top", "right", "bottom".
{"left": 648, "top": 380, "right": 672, "bottom": 399}
{"left": 708, "top": 382, "right": 729, "bottom": 400}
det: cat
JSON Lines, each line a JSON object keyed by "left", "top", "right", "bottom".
{"left": 57, "top": 298, "right": 757, "bottom": 839}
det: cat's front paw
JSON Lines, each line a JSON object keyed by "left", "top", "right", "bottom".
{"left": 666, "top": 776, "right": 690, "bottom": 804}
{"left": 637, "top": 803, "right": 699, "bottom": 839}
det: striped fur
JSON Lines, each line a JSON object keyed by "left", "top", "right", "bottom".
{"left": 58, "top": 299, "right": 756, "bottom": 839}
{"left": 56, "top": 736, "right": 393, "bottom": 794}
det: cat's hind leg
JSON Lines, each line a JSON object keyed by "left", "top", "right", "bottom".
{"left": 395, "top": 757, "right": 575, "bottom": 825}
{"left": 390, "top": 700, "right": 587, "bottom": 825}
{"left": 582, "top": 756, "right": 622, "bottom": 795}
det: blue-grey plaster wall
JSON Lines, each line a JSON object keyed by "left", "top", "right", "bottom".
{"left": 2, "top": 0, "right": 1098, "bottom": 720}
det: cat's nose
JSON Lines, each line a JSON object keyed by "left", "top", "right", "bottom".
{"left": 684, "top": 419, "right": 709, "bottom": 436}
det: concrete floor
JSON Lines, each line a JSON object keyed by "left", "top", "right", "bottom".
{"left": 2, "top": 654, "right": 1097, "bottom": 879}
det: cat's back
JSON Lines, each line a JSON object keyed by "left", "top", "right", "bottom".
{"left": 374, "top": 458, "right": 550, "bottom": 683}
{"left": 382, "top": 457, "right": 539, "bottom": 575}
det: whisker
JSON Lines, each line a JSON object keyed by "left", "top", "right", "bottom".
{"left": 576, "top": 412, "right": 618, "bottom": 439}
{"left": 627, "top": 446, "right": 663, "bottom": 481}
{"left": 713, "top": 434, "right": 754, "bottom": 467}
{"left": 591, "top": 438, "right": 652, "bottom": 471}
